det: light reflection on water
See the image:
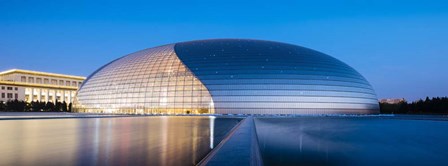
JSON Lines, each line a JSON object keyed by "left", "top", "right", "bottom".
{"left": 255, "top": 116, "right": 448, "bottom": 166}
{"left": 0, "top": 116, "right": 241, "bottom": 166}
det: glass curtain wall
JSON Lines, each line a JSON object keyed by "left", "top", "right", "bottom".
{"left": 73, "top": 45, "right": 214, "bottom": 114}
{"left": 175, "top": 39, "right": 379, "bottom": 114}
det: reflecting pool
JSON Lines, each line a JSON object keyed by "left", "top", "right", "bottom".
{"left": 255, "top": 116, "right": 448, "bottom": 166}
{"left": 0, "top": 116, "right": 241, "bottom": 166}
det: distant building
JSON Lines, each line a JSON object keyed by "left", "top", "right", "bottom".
{"left": 379, "top": 98, "right": 406, "bottom": 104}
{"left": 0, "top": 69, "right": 85, "bottom": 103}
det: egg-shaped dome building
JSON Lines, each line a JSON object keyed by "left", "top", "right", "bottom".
{"left": 73, "top": 39, "right": 379, "bottom": 114}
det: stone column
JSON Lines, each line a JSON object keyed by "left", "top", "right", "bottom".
{"left": 37, "top": 88, "right": 41, "bottom": 102}
{"left": 52, "top": 90, "right": 55, "bottom": 103}
{"left": 62, "top": 90, "right": 65, "bottom": 103}
{"left": 53, "top": 90, "right": 57, "bottom": 103}
{"left": 45, "top": 89, "right": 50, "bottom": 102}
{"left": 68, "top": 91, "right": 72, "bottom": 103}
{"left": 31, "top": 88, "right": 34, "bottom": 102}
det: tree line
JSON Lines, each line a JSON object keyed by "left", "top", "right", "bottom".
{"left": 380, "top": 97, "right": 448, "bottom": 114}
{"left": 0, "top": 99, "right": 72, "bottom": 112}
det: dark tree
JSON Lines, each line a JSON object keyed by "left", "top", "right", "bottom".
{"left": 31, "top": 100, "right": 43, "bottom": 112}
{"left": 5, "top": 99, "right": 26, "bottom": 112}
{"left": 62, "top": 101, "right": 68, "bottom": 112}
{"left": 45, "top": 102, "right": 55, "bottom": 111}
{"left": 380, "top": 97, "right": 448, "bottom": 114}
{"left": 0, "top": 101, "right": 5, "bottom": 111}
{"left": 55, "top": 100, "right": 62, "bottom": 112}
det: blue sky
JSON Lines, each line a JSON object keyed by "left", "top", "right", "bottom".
{"left": 1, "top": 0, "right": 447, "bottom": 101}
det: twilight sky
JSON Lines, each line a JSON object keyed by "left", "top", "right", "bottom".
{"left": 1, "top": 0, "right": 447, "bottom": 101}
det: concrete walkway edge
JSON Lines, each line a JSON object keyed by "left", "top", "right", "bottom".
{"left": 198, "top": 116, "right": 263, "bottom": 166}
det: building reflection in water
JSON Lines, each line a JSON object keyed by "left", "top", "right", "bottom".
{"left": 0, "top": 116, "right": 241, "bottom": 166}
{"left": 255, "top": 117, "right": 448, "bottom": 166}
{"left": 209, "top": 116, "right": 215, "bottom": 149}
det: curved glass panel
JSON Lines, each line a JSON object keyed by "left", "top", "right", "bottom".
{"left": 74, "top": 39, "right": 379, "bottom": 115}
{"left": 73, "top": 45, "right": 214, "bottom": 114}
{"left": 174, "top": 39, "right": 379, "bottom": 114}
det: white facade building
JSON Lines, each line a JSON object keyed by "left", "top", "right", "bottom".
{"left": 0, "top": 69, "right": 85, "bottom": 104}
{"left": 379, "top": 98, "right": 406, "bottom": 104}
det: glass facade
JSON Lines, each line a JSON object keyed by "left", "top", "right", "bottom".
{"left": 74, "top": 39, "right": 379, "bottom": 114}
{"left": 73, "top": 45, "right": 214, "bottom": 114}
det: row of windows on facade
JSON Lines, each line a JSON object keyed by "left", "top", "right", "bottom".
{"left": 20, "top": 76, "right": 82, "bottom": 87}
{"left": 24, "top": 88, "right": 75, "bottom": 100}
{"left": 1, "top": 93, "right": 18, "bottom": 99}
{"left": 1, "top": 86, "right": 18, "bottom": 91}
{"left": 24, "top": 95, "right": 66, "bottom": 102}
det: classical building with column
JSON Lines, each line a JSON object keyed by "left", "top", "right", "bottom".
{"left": 0, "top": 69, "right": 85, "bottom": 104}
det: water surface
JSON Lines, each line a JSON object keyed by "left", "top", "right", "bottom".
{"left": 255, "top": 116, "right": 448, "bottom": 166}
{"left": 0, "top": 116, "right": 241, "bottom": 166}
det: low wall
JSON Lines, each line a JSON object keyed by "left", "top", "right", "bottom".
{"left": 198, "top": 116, "right": 263, "bottom": 166}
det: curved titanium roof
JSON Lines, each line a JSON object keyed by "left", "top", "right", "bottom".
{"left": 74, "top": 39, "right": 379, "bottom": 114}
